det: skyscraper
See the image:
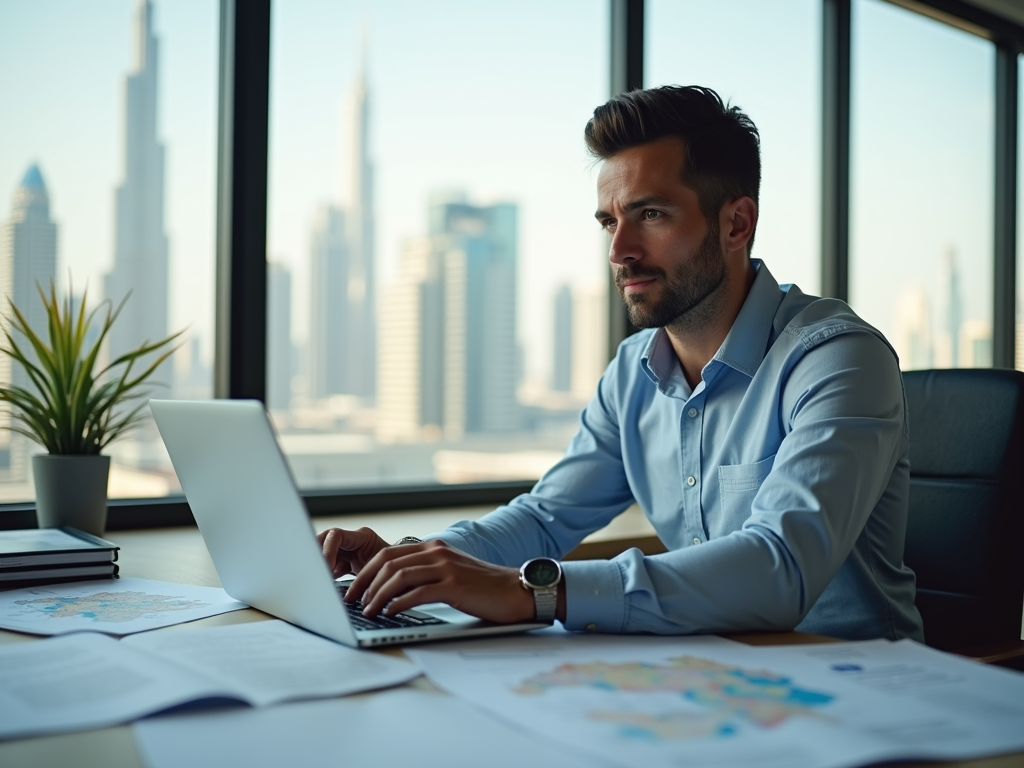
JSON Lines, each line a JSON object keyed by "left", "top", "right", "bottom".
{"left": 894, "top": 285, "right": 932, "bottom": 370}
{"left": 305, "top": 58, "right": 376, "bottom": 402}
{"left": 552, "top": 285, "right": 573, "bottom": 392}
{"left": 267, "top": 262, "right": 293, "bottom": 411}
{"left": 0, "top": 163, "right": 58, "bottom": 475}
{"left": 104, "top": 0, "right": 169, "bottom": 368}
{"left": 307, "top": 206, "right": 348, "bottom": 400}
{"left": 345, "top": 58, "right": 376, "bottom": 399}
{"left": 569, "top": 284, "right": 608, "bottom": 400}
{"left": 377, "top": 237, "right": 444, "bottom": 442}
{"left": 377, "top": 193, "right": 520, "bottom": 441}
{"left": 935, "top": 245, "right": 962, "bottom": 369}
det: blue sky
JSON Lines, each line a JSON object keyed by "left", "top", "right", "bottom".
{"left": 0, "top": 0, "right": 1015, "bottom": 381}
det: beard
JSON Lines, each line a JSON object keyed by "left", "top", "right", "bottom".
{"left": 614, "top": 222, "right": 728, "bottom": 331}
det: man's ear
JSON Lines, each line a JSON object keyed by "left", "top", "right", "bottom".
{"left": 720, "top": 196, "right": 757, "bottom": 254}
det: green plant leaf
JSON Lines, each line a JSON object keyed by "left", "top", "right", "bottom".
{"left": 0, "top": 278, "right": 185, "bottom": 455}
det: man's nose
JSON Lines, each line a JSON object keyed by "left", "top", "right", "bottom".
{"left": 608, "top": 222, "right": 642, "bottom": 266}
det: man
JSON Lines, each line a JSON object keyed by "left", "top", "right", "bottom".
{"left": 319, "top": 86, "right": 924, "bottom": 642}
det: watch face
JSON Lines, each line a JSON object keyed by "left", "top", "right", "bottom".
{"left": 523, "top": 558, "right": 561, "bottom": 589}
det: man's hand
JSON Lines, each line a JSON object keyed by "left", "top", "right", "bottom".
{"left": 316, "top": 527, "right": 390, "bottom": 578}
{"left": 345, "top": 539, "right": 539, "bottom": 625}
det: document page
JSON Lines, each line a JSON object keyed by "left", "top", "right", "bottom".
{"left": 135, "top": 688, "right": 604, "bottom": 768}
{"left": 0, "top": 577, "right": 248, "bottom": 636}
{"left": 0, "top": 633, "right": 223, "bottom": 740}
{"left": 762, "top": 639, "right": 1024, "bottom": 760}
{"left": 407, "top": 633, "right": 1024, "bottom": 768}
{"left": 123, "top": 619, "right": 420, "bottom": 706}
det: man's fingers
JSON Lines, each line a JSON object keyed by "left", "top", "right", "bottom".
{"left": 362, "top": 562, "right": 446, "bottom": 617}
{"left": 379, "top": 585, "right": 449, "bottom": 617}
{"left": 346, "top": 545, "right": 402, "bottom": 601}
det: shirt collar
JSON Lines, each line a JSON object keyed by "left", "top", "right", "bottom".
{"left": 640, "top": 259, "right": 785, "bottom": 388}
{"left": 712, "top": 259, "right": 785, "bottom": 378}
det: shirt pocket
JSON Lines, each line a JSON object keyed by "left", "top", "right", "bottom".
{"left": 713, "top": 454, "right": 777, "bottom": 536}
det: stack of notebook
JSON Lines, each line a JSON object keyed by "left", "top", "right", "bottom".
{"left": 0, "top": 528, "right": 119, "bottom": 585}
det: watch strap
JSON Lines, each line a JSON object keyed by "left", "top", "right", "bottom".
{"left": 531, "top": 586, "right": 558, "bottom": 623}
{"left": 392, "top": 536, "right": 424, "bottom": 546}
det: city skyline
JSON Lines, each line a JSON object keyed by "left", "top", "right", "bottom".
{"left": 1, "top": 0, "right": 1021, "bottom": 499}
{"left": 893, "top": 245, "right": 994, "bottom": 370}
{"left": 0, "top": 163, "right": 59, "bottom": 480}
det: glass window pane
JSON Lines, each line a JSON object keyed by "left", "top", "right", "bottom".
{"left": 1017, "top": 53, "right": 1023, "bottom": 372}
{"left": 646, "top": 0, "right": 821, "bottom": 293}
{"left": 267, "top": 1, "right": 606, "bottom": 489}
{"left": 0, "top": 0, "right": 217, "bottom": 502}
{"left": 850, "top": 0, "right": 994, "bottom": 370}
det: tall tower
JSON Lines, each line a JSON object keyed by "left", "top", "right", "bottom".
{"left": 376, "top": 193, "right": 520, "bottom": 441}
{"left": 941, "top": 246, "right": 962, "bottom": 368}
{"left": 552, "top": 285, "right": 573, "bottom": 392}
{"left": 344, "top": 53, "right": 376, "bottom": 399}
{"left": 0, "top": 163, "right": 58, "bottom": 475}
{"left": 307, "top": 206, "right": 348, "bottom": 400}
{"left": 267, "top": 262, "right": 293, "bottom": 411}
{"left": 105, "top": 0, "right": 169, "bottom": 366}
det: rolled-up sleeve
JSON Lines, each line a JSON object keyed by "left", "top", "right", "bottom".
{"left": 435, "top": 327, "right": 907, "bottom": 637}
{"left": 428, "top": 360, "right": 637, "bottom": 569}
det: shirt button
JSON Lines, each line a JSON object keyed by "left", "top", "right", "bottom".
{"left": 688, "top": 408, "right": 698, "bottom": 418}
{"left": 586, "top": 623, "right": 597, "bottom": 632}
{"left": 693, "top": 537, "right": 702, "bottom": 545}
{"left": 686, "top": 476, "right": 696, "bottom": 487}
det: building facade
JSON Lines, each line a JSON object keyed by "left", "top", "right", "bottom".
{"left": 104, "top": 0, "right": 169, "bottom": 372}
{"left": 0, "top": 164, "right": 58, "bottom": 476}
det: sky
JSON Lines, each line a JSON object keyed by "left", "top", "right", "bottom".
{"left": 0, "top": 0, "right": 1019, "bottom": 386}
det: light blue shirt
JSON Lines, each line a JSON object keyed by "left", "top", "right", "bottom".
{"left": 432, "top": 261, "right": 924, "bottom": 641}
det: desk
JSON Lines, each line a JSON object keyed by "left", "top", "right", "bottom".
{"left": 0, "top": 515, "right": 1021, "bottom": 768}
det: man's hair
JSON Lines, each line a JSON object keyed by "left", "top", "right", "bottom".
{"left": 585, "top": 86, "right": 761, "bottom": 250}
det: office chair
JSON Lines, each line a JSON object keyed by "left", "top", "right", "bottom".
{"left": 901, "top": 368, "right": 1024, "bottom": 667}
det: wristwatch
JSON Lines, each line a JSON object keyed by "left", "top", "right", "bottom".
{"left": 519, "top": 557, "right": 562, "bottom": 623}
{"left": 393, "top": 536, "right": 423, "bottom": 546}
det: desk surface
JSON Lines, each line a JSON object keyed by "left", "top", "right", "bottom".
{"left": 1, "top": 516, "right": 1021, "bottom": 768}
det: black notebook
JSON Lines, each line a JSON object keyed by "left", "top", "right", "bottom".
{"left": 0, "top": 528, "right": 119, "bottom": 585}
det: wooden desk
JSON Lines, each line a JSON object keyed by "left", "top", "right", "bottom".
{"left": 0, "top": 517, "right": 1021, "bottom": 768}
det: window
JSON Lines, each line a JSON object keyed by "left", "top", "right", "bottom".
{"left": 646, "top": 0, "right": 821, "bottom": 293}
{"left": 1017, "top": 53, "right": 1023, "bottom": 372}
{"left": 0, "top": 0, "right": 218, "bottom": 503}
{"left": 266, "top": 0, "right": 606, "bottom": 490}
{"left": 849, "top": 0, "right": 994, "bottom": 370}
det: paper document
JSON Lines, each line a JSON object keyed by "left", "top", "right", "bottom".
{"left": 0, "top": 619, "right": 419, "bottom": 740}
{"left": 135, "top": 688, "right": 603, "bottom": 768}
{"left": 0, "top": 577, "right": 247, "bottom": 635}
{"left": 123, "top": 619, "right": 420, "bottom": 707}
{"left": 407, "top": 633, "right": 1024, "bottom": 768}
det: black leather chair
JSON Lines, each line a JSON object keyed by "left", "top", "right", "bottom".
{"left": 902, "top": 368, "right": 1024, "bottom": 664}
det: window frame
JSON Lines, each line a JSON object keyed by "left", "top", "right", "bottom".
{"left": 1, "top": 0, "right": 1021, "bottom": 531}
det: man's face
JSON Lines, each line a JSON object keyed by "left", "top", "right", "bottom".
{"left": 595, "top": 137, "right": 726, "bottom": 330}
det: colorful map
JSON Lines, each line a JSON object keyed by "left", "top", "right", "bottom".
{"left": 14, "top": 591, "right": 210, "bottom": 624}
{"left": 515, "top": 655, "right": 834, "bottom": 741}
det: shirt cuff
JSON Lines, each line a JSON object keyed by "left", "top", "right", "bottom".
{"left": 423, "top": 530, "right": 474, "bottom": 556}
{"left": 561, "top": 559, "right": 626, "bottom": 633}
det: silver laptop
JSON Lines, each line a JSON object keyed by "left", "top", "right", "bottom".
{"left": 149, "top": 399, "right": 545, "bottom": 647}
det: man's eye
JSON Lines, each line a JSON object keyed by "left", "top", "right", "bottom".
{"left": 644, "top": 209, "right": 663, "bottom": 220}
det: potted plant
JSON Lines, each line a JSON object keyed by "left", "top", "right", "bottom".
{"left": 0, "top": 281, "right": 182, "bottom": 535}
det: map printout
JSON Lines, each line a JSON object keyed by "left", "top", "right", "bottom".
{"left": 408, "top": 630, "right": 1024, "bottom": 768}
{"left": 0, "top": 577, "right": 247, "bottom": 635}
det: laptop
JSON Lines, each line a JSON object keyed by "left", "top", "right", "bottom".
{"left": 149, "top": 399, "right": 545, "bottom": 648}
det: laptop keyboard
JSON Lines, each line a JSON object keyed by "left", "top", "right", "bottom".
{"left": 337, "top": 584, "right": 450, "bottom": 632}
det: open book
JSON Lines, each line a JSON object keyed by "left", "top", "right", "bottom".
{"left": 0, "top": 619, "right": 420, "bottom": 740}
